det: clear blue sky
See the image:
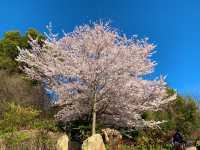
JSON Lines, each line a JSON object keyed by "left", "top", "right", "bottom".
{"left": 1, "top": 0, "right": 200, "bottom": 97}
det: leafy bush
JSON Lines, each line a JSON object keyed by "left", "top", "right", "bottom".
{"left": 0, "top": 102, "right": 60, "bottom": 149}
{"left": 3, "top": 130, "right": 56, "bottom": 150}
{"left": 33, "top": 119, "right": 60, "bottom": 132}
{"left": 0, "top": 103, "right": 40, "bottom": 133}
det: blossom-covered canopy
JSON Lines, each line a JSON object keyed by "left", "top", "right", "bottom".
{"left": 17, "top": 23, "right": 176, "bottom": 127}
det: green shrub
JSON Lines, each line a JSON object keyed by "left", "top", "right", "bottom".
{"left": 4, "top": 132, "right": 29, "bottom": 145}
{"left": 33, "top": 119, "right": 60, "bottom": 132}
{"left": 3, "top": 130, "right": 56, "bottom": 150}
{"left": 0, "top": 103, "right": 40, "bottom": 133}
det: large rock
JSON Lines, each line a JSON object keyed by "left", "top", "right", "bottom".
{"left": 82, "top": 134, "right": 106, "bottom": 150}
{"left": 186, "top": 147, "right": 197, "bottom": 150}
{"left": 0, "top": 139, "right": 6, "bottom": 150}
{"left": 101, "top": 128, "right": 122, "bottom": 150}
{"left": 56, "top": 134, "right": 69, "bottom": 150}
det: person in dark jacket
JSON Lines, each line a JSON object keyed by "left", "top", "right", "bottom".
{"left": 173, "top": 129, "right": 183, "bottom": 144}
{"left": 172, "top": 129, "right": 185, "bottom": 150}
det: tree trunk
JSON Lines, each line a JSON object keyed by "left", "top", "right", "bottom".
{"left": 92, "top": 93, "right": 97, "bottom": 135}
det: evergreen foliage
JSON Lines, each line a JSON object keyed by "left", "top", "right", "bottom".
{"left": 0, "top": 28, "right": 44, "bottom": 72}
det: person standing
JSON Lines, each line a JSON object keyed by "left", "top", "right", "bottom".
{"left": 172, "top": 129, "right": 185, "bottom": 150}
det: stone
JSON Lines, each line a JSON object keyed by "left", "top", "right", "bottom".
{"left": 186, "top": 146, "right": 197, "bottom": 150}
{"left": 82, "top": 134, "right": 106, "bottom": 150}
{"left": 0, "top": 139, "right": 6, "bottom": 150}
{"left": 56, "top": 134, "right": 69, "bottom": 150}
{"left": 101, "top": 128, "right": 122, "bottom": 150}
{"left": 196, "top": 140, "right": 200, "bottom": 146}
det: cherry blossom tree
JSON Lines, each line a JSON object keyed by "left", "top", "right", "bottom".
{"left": 17, "top": 23, "right": 176, "bottom": 135}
